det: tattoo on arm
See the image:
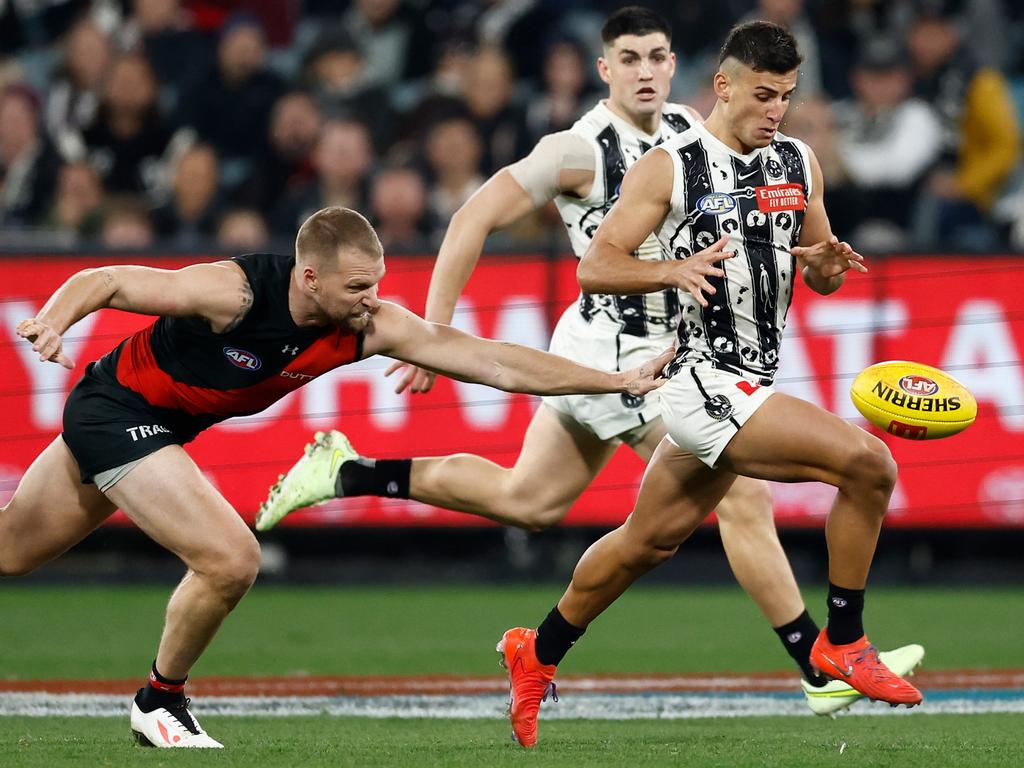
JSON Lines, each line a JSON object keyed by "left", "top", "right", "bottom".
{"left": 221, "top": 280, "right": 254, "bottom": 332}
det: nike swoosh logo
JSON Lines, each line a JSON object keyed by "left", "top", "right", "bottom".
{"left": 818, "top": 651, "right": 853, "bottom": 678}
{"left": 329, "top": 449, "right": 344, "bottom": 477}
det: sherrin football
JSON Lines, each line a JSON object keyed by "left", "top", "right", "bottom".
{"left": 850, "top": 360, "right": 977, "bottom": 440}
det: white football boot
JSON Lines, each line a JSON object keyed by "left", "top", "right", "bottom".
{"left": 130, "top": 696, "right": 224, "bottom": 748}
{"left": 256, "top": 430, "right": 359, "bottom": 531}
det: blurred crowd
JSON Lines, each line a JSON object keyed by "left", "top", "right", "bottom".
{"left": 1, "top": 0, "right": 1023, "bottom": 253}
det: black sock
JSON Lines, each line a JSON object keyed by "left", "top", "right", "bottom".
{"left": 534, "top": 607, "right": 586, "bottom": 666}
{"left": 336, "top": 457, "right": 411, "bottom": 498}
{"left": 773, "top": 610, "right": 827, "bottom": 686}
{"left": 825, "top": 583, "right": 866, "bottom": 645}
{"left": 134, "top": 662, "right": 187, "bottom": 713}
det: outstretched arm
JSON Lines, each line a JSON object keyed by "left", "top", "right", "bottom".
{"left": 16, "top": 261, "right": 252, "bottom": 368}
{"left": 577, "top": 148, "right": 733, "bottom": 305}
{"left": 367, "top": 302, "right": 671, "bottom": 397}
{"left": 792, "top": 149, "right": 867, "bottom": 295}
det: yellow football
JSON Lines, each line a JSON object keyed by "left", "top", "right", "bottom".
{"left": 850, "top": 360, "right": 977, "bottom": 440}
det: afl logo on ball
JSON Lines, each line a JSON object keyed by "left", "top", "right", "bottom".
{"left": 223, "top": 347, "right": 262, "bottom": 371}
{"left": 898, "top": 375, "right": 938, "bottom": 396}
{"left": 696, "top": 192, "right": 737, "bottom": 216}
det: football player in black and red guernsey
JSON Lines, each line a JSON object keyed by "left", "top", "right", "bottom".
{"left": 5, "top": 206, "right": 670, "bottom": 749}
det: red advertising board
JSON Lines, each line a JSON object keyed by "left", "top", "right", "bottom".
{"left": 1, "top": 253, "right": 1021, "bottom": 528}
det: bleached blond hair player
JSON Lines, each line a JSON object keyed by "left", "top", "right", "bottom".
{"left": 257, "top": 7, "right": 922, "bottom": 720}
{"left": 497, "top": 20, "right": 924, "bottom": 748}
{"left": 4, "top": 206, "right": 671, "bottom": 748}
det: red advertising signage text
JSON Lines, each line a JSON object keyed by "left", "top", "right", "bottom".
{"left": 1, "top": 254, "right": 1021, "bottom": 528}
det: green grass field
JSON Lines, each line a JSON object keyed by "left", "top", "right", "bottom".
{"left": 1, "top": 584, "right": 1022, "bottom": 677}
{"left": 4, "top": 715, "right": 1023, "bottom": 768}
{"left": 1, "top": 584, "right": 1022, "bottom": 767}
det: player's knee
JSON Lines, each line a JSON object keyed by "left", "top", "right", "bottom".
{"left": 845, "top": 436, "right": 898, "bottom": 497}
{"left": 226, "top": 539, "right": 262, "bottom": 593}
{"left": 620, "top": 525, "right": 682, "bottom": 570}
{"left": 502, "top": 481, "right": 571, "bottom": 532}
{"left": 203, "top": 538, "right": 261, "bottom": 600}
{"left": 0, "top": 520, "right": 36, "bottom": 577}
{"left": 647, "top": 541, "right": 680, "bottom": 567}
{"left": 518, "top": 501, "right": 572, "bottom": 532}
{"left": 0, "top": 550, "right": 37, "bottom": 577}
{"left": 715, "top": 479, "right": 773, "bottom": 527}
{"left": 630, "top": 540, "right": 679, "bottom": 570}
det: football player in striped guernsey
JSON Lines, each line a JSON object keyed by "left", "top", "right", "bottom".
{"left": 497, "top": 20, "right": 924, "bottom": 747}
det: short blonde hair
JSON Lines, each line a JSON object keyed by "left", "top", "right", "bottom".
{"left": 295, "top": 206, "right": 383, "bottom": 270}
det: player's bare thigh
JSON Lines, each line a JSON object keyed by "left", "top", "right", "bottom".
{"left": 104, "top": 445, "right": 258, "bottom": 572}
{"left": 0, "top": 437, "right": 117, "bottom": 575}
{"left": 718, "top": 392, "right": 895, "bottom": 486}
{"left": 621, "top": 417, "right": 667, "bottom": 462}
{"left": 507, "top": 409, "right": 618, "bottom": 493}
{"left": 622, "top": 438, "right": 738, "bottom": 552}
{"left": 624, "top": 417, "right": 771, "bottom": 526}
{"left": 506, "top": 404, "right": 621, "bottom": 513}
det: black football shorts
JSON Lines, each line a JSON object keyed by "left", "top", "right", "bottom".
{"left": 62, "top": 363, "right": 188, "bottom": 485}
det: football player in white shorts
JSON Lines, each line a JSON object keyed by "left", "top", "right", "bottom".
{"left": 497, "top": 19, "right": 924, "bottom": 747}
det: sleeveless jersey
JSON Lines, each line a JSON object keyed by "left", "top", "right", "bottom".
{"left": 554, "top": 100, "right": 695, "bottom": 337}
{"left": 653, "top": 122, "right": 812, "bottom": 382}
{"left": 90, "top": 252, "right": 363, "bottom": 437}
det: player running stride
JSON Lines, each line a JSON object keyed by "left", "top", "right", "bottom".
{"left": 255, "top": 7, "right": 921, "bottom": 720}
{"left": 496, "top": 20, "right": 924, "bottom": 747}
{"left": 3, "top": 207, "right": 670, "bottom": 748}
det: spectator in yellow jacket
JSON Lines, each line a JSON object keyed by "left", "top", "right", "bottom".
{"left": 908, "top": 8, "right": 1020, "bottom": 247}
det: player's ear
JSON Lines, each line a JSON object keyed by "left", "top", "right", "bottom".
{"left": 302, "top": 264, "right": 319, "bottom": 293}
{"left": 597, "top": 56, "right": 612, "bottom": 85}
{"left": 713, "top": 69, "right": 730, "bottom": 102}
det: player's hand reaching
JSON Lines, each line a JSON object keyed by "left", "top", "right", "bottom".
{"left": 618, "top": 346, "right": 675, "bottom": 397}
{"left": 792, "top": 235, "right": 867, "bottom": 278}
{"left": 16, "top": 318, "right": 74, "bottom": 369}
{"left": 384, "top": 361, "right": 438, "bottom": 394}
{"left": 664, "top": 236, "right": 734, "bottom": 307}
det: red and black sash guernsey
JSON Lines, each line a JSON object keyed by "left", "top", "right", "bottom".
{"left": 92, "top": 253, "right": 363, "bottom": 430}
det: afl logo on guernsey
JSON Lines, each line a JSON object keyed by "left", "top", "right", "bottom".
{"left": 223, "top": 347, "right": 262, "bottom": 371}
{"left": 696, "top": 192, "right": 736, "bottom": 216}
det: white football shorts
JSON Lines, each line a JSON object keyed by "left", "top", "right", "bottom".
{"left": 543, "top": 304, "right": 673, "bottom": 441}
{"left": 659, "top": 363, "right": 776, "bottom": 467}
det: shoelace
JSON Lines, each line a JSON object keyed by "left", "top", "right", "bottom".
{"left": 165, "top": 698, "right": 201, "bottom": 736}
{"left": 542, "top": 682, "right": 558, "bottom": 703}
{"left": 852, "top": 645, "right": 896, "bottom": 683}
{"left": 506, "top": 680, "right": 559, "bottom": 718}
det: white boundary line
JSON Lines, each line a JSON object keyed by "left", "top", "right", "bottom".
{"left": 3, "top": 692, "right": 1023, "bottom": 719}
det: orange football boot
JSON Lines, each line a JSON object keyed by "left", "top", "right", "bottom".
{"left": 497, "top": 627, "right": 558, "bottom": 747}
{"left": 810, "top": 629, "right": 923, "bottom": 707}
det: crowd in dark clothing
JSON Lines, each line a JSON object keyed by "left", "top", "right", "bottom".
{"left": 1, "top": 0, "right": 1022, "bottom": 252}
